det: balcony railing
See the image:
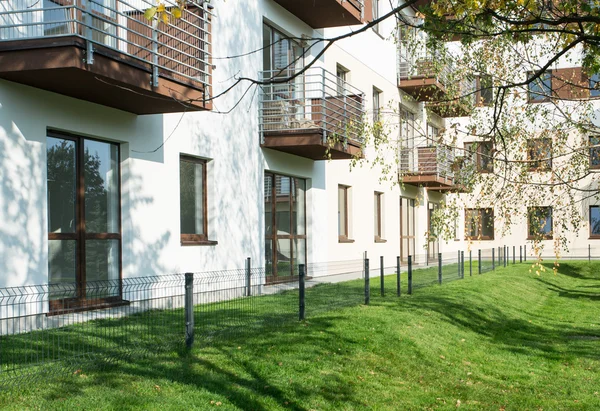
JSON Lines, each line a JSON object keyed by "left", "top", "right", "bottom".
{"left": 259, "top": 68, "right": 366, "bottom": 145}
{"left": 0, "top": 0, "right": 211, "bottom": 88}
{"left": 399, "top": 145, "right": 456, "bottom": 180}
{"left": 398, "top": 50, "right": 451, "bottom": 86}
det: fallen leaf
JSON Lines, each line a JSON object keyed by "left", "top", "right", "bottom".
{"left": 456, "top": 399, "right": 461, "bottom": 407}
{"left": 440, "top": 355, "right": 446, "bottom": 360}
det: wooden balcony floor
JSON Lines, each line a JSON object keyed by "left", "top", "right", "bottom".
{"left": 262, "top": 130, "right": 362, "bottom": 160}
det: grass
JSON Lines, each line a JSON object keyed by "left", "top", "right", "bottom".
{"left": 2, "top": 261, "right": 600, "bottom": 410}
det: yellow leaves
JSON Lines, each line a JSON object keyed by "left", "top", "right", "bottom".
{"left": 144, "top": 6, "right": 157, "bottom": 20}
{"left": 156, "top": 3, "right": 166, "bottom": 13}
{"left": 144, "top": 1, "right": 184, "bottom": 25}
{"left": 172, "top": 7, "right": 182, "bottom": 19}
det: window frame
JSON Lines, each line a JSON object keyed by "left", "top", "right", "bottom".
{"left": 338, "top": 184, "right": 353, "bottom": 243}
{"left": 590, "top": 205, "right": 600, "bottom": 239}
{"left": 464, "top": 208, "right": 495, "bottom": 241}
{"left": 590, "top": 73, "right": 600, "bottom": 98}
{"left": 527, "top": 70, "right": 552, "bottom": 103}
{"left": 527, "top": 206, "right": 553, "bottom": 240}
{"left": 464, "top": 141, "right": 494, "bottom": 173}
{"left": 477, "top": 74, "right": 494, "bottom": 106}
{"left": 527, "top": 138, "right": 552, "bottom": 171}
{"left": 372, "top": 0, "right": 380, "bottom": 34}
{"left": 374, "top": 191, "right": 386, "bottom": 243}
{"left": 180, "top": 155, "right": 215, "bottom": 246}
{"left": 590, "top": 136, "right": 600, "bottom": 169}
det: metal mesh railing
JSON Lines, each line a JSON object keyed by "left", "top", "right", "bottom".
{"left": 259, "top": 67, "right": 366, "bottom": 144}
{"left": 0, "top": 0, "right": 211, "bottom": 85}
{"left": 397, "top": 50, "right": 452, "bottom": 86}
{"left": 399, "top": 144, "right": 456, "bottom": 179}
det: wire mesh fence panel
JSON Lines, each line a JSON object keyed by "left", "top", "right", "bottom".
{"left": 410, "top": 253, "right": 440, "bottom": 290}
{"left": 305, "top": 260, "right": 364, "bottom": 316}
{"left": 440, "top": 252, "right": 462, "bottom": 283}
{"left": 479, "top": 248, "right": 494, "bottom": 274}
{"left": 193, "top": 268, "right": 299, "bottom": 345}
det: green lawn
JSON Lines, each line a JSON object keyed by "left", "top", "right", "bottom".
{"left": 2, "top": 262, "right": 600, "bottom": 410}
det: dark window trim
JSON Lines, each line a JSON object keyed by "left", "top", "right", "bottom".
{"left": 590, "top": 205, "right": 600, "bottom": 239}
{"left": 527, "top": 138, "right": 553, "bottom": 171}
{"left": 180, "top": 155, "right": 214, "bottom": 246}
{"left": 46, "top": 129, "right": 123, "bottom": 313}
{"left": 589, "top": 136, "right": 600, "bottom": 169}
{"left": 464, "top": 141, "right": 494, "bottom": 173}
{"left": 464, "top": 208, "right": 495, "bottom": 241}
{"left": 527, "top": 206, "right": 553, "bottom": 240}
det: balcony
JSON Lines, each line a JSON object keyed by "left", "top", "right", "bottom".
{"left": 259, "top": 68, "right": 365, "bottom": 160}
{"left": 0, "top": 0, "right": 211, "bottom": 114}
{"left": 398, "top": 51, "right": 450, "bottom": 102}
{"left": 399, "top": 144, "right": 459, "bottom": 190}
{"left": 270, "top": 0, "right": 371, "bottom": 29}
{"left": 427, "top": 76, "right": 475, "bottom": 117}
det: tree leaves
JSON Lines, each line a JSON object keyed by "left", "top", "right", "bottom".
{"left": 143, "top": 1, "right": 184, "bottom": 25}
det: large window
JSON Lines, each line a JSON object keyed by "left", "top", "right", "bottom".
{"left": 528, "top": 207, "right": 553, "bottom": 239}
{"left": 263, "top": 24, "right": 303, "bottom": 75}
{"left": 400, "top": 197, "right": 415, "bottom": 262}
{"left": 527, "top": 138, "right": 552, "bottom": 171}
{"left": 47, "top": 132, "right": 120, "bottom": 311}
{"left": 590, "top": 136, "right": 600, "bottom": 169}
{"left": 338, "top": 185, "right": 352, "bottom": 242}
{"left": 477, "top": 74, "right": 494, "bottom": 106}
{"left": 374, "top": 192, "right": 385, "bottom": 242}
{"left": 590, "top": 73, "right": 600, "bottom": 98}
{"left": 590, "top": 206, "right": 600, "bottom": 238}
{"left": 264, "top": 173, "right": 306, "bottom": 280}
{"left": 465, "top": 208, "right": 494, "bottom": 240}
{"left": 465, "top": 141, "right": 493, "bottom": 172}
{"left": 180, "top": 156, "right": 214, "bottom": 245}
{"left": 528, "top": 71, "right": 552, "bottom": 102}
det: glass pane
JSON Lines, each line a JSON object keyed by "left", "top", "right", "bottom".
{"left": 180, "top": 159, "right": 205, "bottom": 235}
{"left": 264, "top": 174, "right": 273, "bottom": 236}
{"left": 47, "top": 137, "right": 76, "bottom": 234}
{"left": 84, "top": 140, "right": 119, "bottom": 234}
{"left": 294, "top": 238, "right": 306, "bottom": 275}
{"left": 374, "top": 194, "right": 379, "bottom": 236}
{"left": 408, "top": 199, "right": 415, "bottom": 235}
{"left": 276, "top": 238, "right": 292, "bottom": 277}
{"left": 293, "top": 178, "right": 306, "bottom": 235}
{"left": 401, "top": 198, "right": 407, "bottom": 236}
{"left": 592, "top": 207, "right": 600, "bottom": 235}
{"left": 262, "top": 24, "right": 271, "bottom": 73}
{"left": 590, "top": 136, "right": 600, "bottom": 167}
{"left": 48, "top": 240, "right": 77, "bottom": 300}
{"left": 338, "top": 187, "right": 346, "bottom": 236}
{"left": 482, "top": 209, "right": 494, "bottom": 238}
{"left": 275, "top": 175, "right": 291, "bottom": 235}
{"left": 85, "top": 239, "right": 120, "bottom": 298}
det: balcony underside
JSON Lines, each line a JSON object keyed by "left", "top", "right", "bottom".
{"left": 272, "top": 0, "right": 365, "bottom": 28}
{"left": 402, "top": 174, "right": 454, "bottom": 189}
{"left": 0, "top": 37, "right": 210, "bottom": 114}
{"left": 398, "top": 77, "right": 446, "bottom": 102}
{"left": 262, "top": 130, "right": 362, "bottom": 160}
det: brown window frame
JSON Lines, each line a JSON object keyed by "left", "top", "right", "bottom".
{"left": 527, "top": 70, "right": 552, "bottom": 103}
{"left": 590, "top": 136, "right": 600, "bottom": 169}
{"left": 464, "top": 141, "right": 494, "bottom": 173}
{"left": 527, "top": 138, "right": 552, "bottom": 171}
{"left": 338, "top": 185, "right": 353, "bottom": 243}
{"left": 180, "top": 155, "right": 216, "bottom": 246}
{"left": 464, "top": 208, "right": 495, "bottom": 241}
{"left": 399, "top": 197, "right": 416, "bottom": 262}
{"left": 527, "top": 206, "right": 553, "bottom": 240}
{"left": 476, "top": 74, "right": 494, "bottom": 106}
{"left": 374, "top": 192, "right": 386, "bottom": 243}
{"left": 46, "top": 130, "right": 124, "bottom": 314}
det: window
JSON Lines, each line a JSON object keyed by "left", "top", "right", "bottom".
{"left": 372, "top": 0, "right": 380, "bottom": 34}
{"left": 590, "top": 206, "right": 600, "bottom": 238}
{"left": 373, "top": 87, "right": 382, "bottom": 124}
{"left": 427, "top": 124, "right": 439, "bottom": 141}
{"left": 264, "top": 173, "right": 306, "bottom": 280}
{"left": 528, "top": 207, "right": 553, "bottom": 239}
{"left": 464, "top": 141, "right": 493, "bottom": 172}
{"left": 527, "top": 138, "right": 552, "bottom": 171}
{"left": 465, "top": 208, "right": 494, "bottom": 240}
{"left": 477, "top": 74, "right": 494, "bottom": 106}
{"left": 47, "top": 132, "right": 121, "bottom": 312}
{"left": 528, "top": 71, "right": 552, "bottom": 102}
{"left": 400, "top": 197, "right": 416, "bottom": 262}
{"left": 338, "top": 185, "right": 352, "bottom": 242}
{"left": 374, "top": 192, "right": 385, "bottom": 242}
{"left": 590, "top": 73, "right": 600, "bottom": 97}
{"left": 263, "top": 24, "right": 304, "bottom": 74}
{"left": 590, "top": 136, "right": 600, "bottom": 169}
{"left": 336, "top": 64, "right": 348, "bottom": 95}
{"left": 180, "top": 156, "right": 215, "bottom": 245}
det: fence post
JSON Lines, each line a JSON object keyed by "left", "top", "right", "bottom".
{"left": 469, "top": 250, "right": 472, "bottom": 276}
{"left": 245, "top": 257, "right": 251, "bottom": 297}
{"left": 380, "top": 256, "right": 385, "bottom": 297}
{"left": 589, "top": 244, "right": 591, "bottom": 262}
{"left": 520, "top": 245, "right": 522, "bottom": 263}
{"left": 524, "top": 245, "right": 527, "bottom": 262}
{"left": 478, "top": 249, "right": 482, "bottom": 274}
{"left": 438, "top": 253, "right": 442, "bottom": 284}
{"left": 185, "top": 272, "right": 194, "bottom": 349}
{"left": 457, "top": 251, "right": 461, "bottom": 278}
{"left": 299, "top": 264, "right": 306, "bottom": 321}
{"left": 504, "top": 246, "right": 507, "bottom": 268}
{"left": 492, "top": 248, "right": 495, "bottom": 270}
{"left": 513, "top": 246, "right": 516, "bottom": 264}
{"left": 408, "top": 255, "right": 413, "bottom": 295}
{"left": 396, "top": 256, "right": 401, "bottom": 297}
{"left": 364, "top": 258, "right": 370, "bottom": 305}
{"left": 461, "top": 251, "right": 465, "bottom": 279}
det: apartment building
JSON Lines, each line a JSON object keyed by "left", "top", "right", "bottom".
{"left": 0, "top": 0, "right": 476, "bottom": 316}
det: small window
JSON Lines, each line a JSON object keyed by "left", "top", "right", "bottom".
{"left": 590, "top": 136, "right": 600, "bottom": 169}
{"left": 527, "top": 138, "right": 552, "bottom": 171}
{"left": 180, "top": 156, "right": 212, "bottom": 245}
{"left": 478, "top": 75, "right": 494, "bottom": 106}
{"left": 465, "top": 208, "right": 494, "bottom": 240}
{"left": 590, "top": 206, "right": 600, "bottom": 238}
{"left": 465, "top": 141, "right": 493, "bottom": 173}
{"left": 372, "top": 0, "right": 380, "bottom": 34}
{"left": 590, "top": 73, "right": 600, "bottom": 97}
{"left": 528, "top": 207, "right": 552, "bottom": 239}
{"left": 374, "top": 192, "right": 385, "bottom": 242}
{"left": 528, "top": 71, "right": 552, "bottom": 102}
{"left": 336, "top": 64, "right": 348, "bottom": 95}
{"left": 338, "top": 185, "right": 352, "bottom": 242}
{"left": 372, "top": 87, "right": 382, "bottom": 124}
{"left": 427, "top": 124, "right": 439, "bottom": 142}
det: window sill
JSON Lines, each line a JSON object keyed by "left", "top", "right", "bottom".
{"left": 181, "top": 240, "right": 218, "bottom": 246}
{"left": 526, "top": 236, "right": 553, "bottom": 241}
{"left": 589, "top": 236, "right": 600, "bottom": 240}
{"left": 47, "top": 299, "right": 130, "bottom": 316}
{"left": 339, "top": 237, "right": 355, "bottom": 243}
{"left": 374, "top": 237, "right": 387, "bottom": 243}
{"left": 465, "top": 237, "right": 494, "bottom": 241}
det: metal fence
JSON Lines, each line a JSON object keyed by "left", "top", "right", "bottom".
{"left": 0, "top": 245, "right": 590, "bottom": 388}
{"left": 0, "top": 0, "right": 212, "bottom": 86}
{"left": 259, "top": 67, "right": 366, "bottom": 144}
